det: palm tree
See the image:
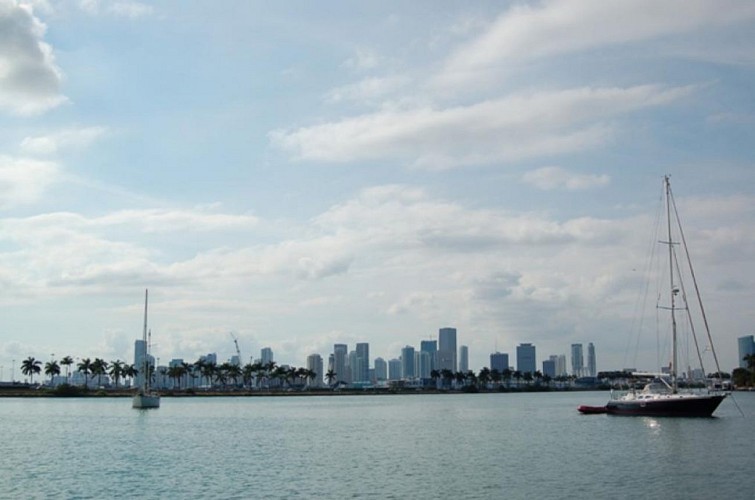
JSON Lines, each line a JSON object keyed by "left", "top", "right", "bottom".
{"left": 167, "top": 365, "right": 183, "bottom": 389}
{"left": 502, "top": 368, "right": 512, "bottom": 388}
{"left": 201, "top": 361, "right": 217, "bottom": 388}
{"left": 77, "top": 358, "right": 93, "bottom": 388}
{"left": 123, "top": 364, "right": 138, "bottom": 387}
{"left": 490, "top": 369, "right": 502, "bottom": 387}
{"left": 325, "top": 369, "right": 336, "bottom": 387}
{"left": 478, "top": 367, "right": 491, "bottom": 389}
{"left": 21, "top": 357, "right": 42, "bottom": 384}
{"left": 91, "top": 358, "right": 109, "bottom": 387}
{"left": 430, "top": 369, "right": 440, "bottom": 388}
{"left": 61, "top": 356, "right": 74, "bottom": 381}
{"left": 108, "top": 360, "right": 124, "bottom": 388}
{"left": 512, "top": 370, "right": 522, "bottom": 388}
{"left": 181, "top": 362, "right": 193, "bottom": 388}
{"left": 454, "top": 370, "right": 466, "bottom": 388}
{"left": 441, "top": 369, "right": 454, "bottom": 389}
{"left": 44, "top": 360, "right": 61, "bottom": 385}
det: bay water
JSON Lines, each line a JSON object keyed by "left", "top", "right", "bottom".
{"left": 2, "top": 391, "right": 753, "bottom": 499}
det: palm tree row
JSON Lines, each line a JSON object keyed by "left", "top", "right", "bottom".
{"left": 429, "top": 368, "right": 554, "bottom": 389}
{"left": 19, "top": 356, "right": 138, "bottom": 388}
{"left": 157, "top": 359, "right": 319, "bottom": 391}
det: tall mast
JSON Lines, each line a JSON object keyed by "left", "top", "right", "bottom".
{"left": 143, "top": 289, "right": 149, "bottom": 391}
{"left": 665, "top": 176, "right": 678, "bottom": 394}
{"left": 143, "top": 289, "right": 148, "bottom": 343}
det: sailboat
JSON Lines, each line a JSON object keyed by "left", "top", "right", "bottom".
{"left": 132, "top": 289, "right": 160, "bottom": 409}
{"left": 580, "top": 176, "right": 727, "bottom": 417}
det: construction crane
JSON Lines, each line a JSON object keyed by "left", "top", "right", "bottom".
{"left": 230, "top": 332, "right": 242, "bottom": 365}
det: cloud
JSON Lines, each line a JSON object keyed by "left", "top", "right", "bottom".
{"left": 20, "top": 126, "right": 107, "bottom": 155}
{"left": 437, "top": 0, "right": 755, "bottom": 88}
{"left": 0, "top": 155, "right": 59, "bottom": 208}
{"left": 77, "top": 0, "right": 153, "bottom": 18}
{"left": 523, "top": 166, "right": 610, "bottom": 191}
{"left": 270, "top": 84, "right": 695, "bottom": 169}
{"left": 324, "top": 76, "right": 411, "bottom": 104}
{"left": 0, "top": 0, "right": 66, "bottom": 115}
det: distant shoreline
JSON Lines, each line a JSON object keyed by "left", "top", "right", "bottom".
{"left": 0, "top": 384, "right": 606, "bottom": 398}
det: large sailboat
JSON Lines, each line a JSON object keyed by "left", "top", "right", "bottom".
{"left": 581, "top": 176, "right": 727, "bottom": 417}
{"left": 132, "top": 289, "right": 160, "bottom": 409}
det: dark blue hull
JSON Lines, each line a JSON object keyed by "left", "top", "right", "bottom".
{"left": 606, "top": 394, "right": 725, "bottom": 417}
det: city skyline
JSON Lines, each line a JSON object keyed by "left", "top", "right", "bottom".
{"left": 1, "top": 1, "right": 754, "bottom": 374}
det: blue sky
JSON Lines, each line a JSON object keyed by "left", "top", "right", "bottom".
{"left": 1, "top": 0, "right": 754, "bottom": 377}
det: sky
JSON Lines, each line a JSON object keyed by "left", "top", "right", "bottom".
{"left": 1, "top": 0, "right": 754, "bottom": 379}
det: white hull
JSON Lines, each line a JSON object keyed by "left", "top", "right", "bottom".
{"left": 132, "top": 392, "right": 160, "bottom": 409}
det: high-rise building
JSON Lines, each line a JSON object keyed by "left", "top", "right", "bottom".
{"left": 306, "top": 354, "right": 323, "bottom": 387}
{"left": 571, "top": 344, "right": 584, "bottom": 377}
{"left": 355, "top": 343, "right": 370, "bottom": 383}
{"left": 420, "top": 340, "right": 437, "bottom": 373}
{"left": 516, "top": 343, "right": 536, "bottom": 374}
{"left": 388, "top": 358, "right": 402, "bottom": 381}
{"left": 490, "top": 352, "right": 509, "bottom": 373}
{"left": 401, "top": 345, "right": 416, "bottom": 380}
{"left": 260, "top": 347, "right": 274, "bottom": 365}
{"left": 542, "top": 359, "right": 556, "bottom": 378}
{"left": 587, "top": 342, "right": 596, "bottom": 377}
{"left": 459, "top": 345, "right": 469, "bottom": 373}
{"left": 549, "top": 354, "right": 567, "bottom": 377}
{"left": 374, "top": 357, "right": 387, "bottom": 381}
{"left": 738, "top": 335, "right": 755, "bottom": 368}
{"left": 418, "top": 351, "right": 431, "bottom": 379}
{"left": 333, "top": 344, "right": 348, "bottom": 384}
{"left": 438, "top": 327, "right": 457, "bottom": 372}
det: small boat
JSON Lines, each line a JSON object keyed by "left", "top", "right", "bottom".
{"left": 578, "top": 405, "right": 607, "bottom": 414}
{"left": 589, "top": 176, "right": 727, "bottom": 417}
{"left": 133, "top": 289, "right": 160, "bottom": 409}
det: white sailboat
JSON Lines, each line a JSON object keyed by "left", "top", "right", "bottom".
{"left": 580, "top": 176, "right": 727, "bottom": 417}
{"left": 132, "top": 289, "right": 160, "bottom": 409}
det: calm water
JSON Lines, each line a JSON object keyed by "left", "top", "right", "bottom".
{"left": 1, "top": 391, "right": 754, "bottom": 499}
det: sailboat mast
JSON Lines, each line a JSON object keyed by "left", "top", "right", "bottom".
{"left": 665, "top": 176, "right": 678, "bottom": 393}
{"left": 143, "top": 289, "right": 149, "bottom": 391}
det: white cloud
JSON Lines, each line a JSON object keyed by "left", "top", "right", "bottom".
{"left": 20, "top": 126, "right": 107, "bottom": 155}
{"left": 0, "top": 0, "right": 66, "bottom": 115}
{"left": 271, "top": 84, "right": 695, "bottom": 169}
{"left": 437, "top": 0, "right": 755, "bottom": 88}
{"left": 342, "top": 47, "right": 383, "bottom": 71}
{"left": 523, "top": 166, "right": 610, "bottom": 191}
{"left": 0, "top": 155, "right": 59, "bottom": 208}
{"left": 324, "top": 75, "right": 411, "bottom": 104}
{"left": 77, "top": 0, "right": 152, "bottom": 18}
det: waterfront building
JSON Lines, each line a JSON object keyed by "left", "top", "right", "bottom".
{"left": 374, "top": 357, "right": 387, "bottom": 381}
{"left": 420, "top": 340, "right": 437, "bottom": 373}
{"left": 738, "top": 335, "right": 755, "bottom": 368}
{"left": 554, "top": 354, "right": 567, "bottom": 377}
{"left": 355, "top": 342, "right": 370, "bottom": 383}
{"left": 388, "top": 358, "right": 402, "bottom": 381}
{"left": 542, "top": 359, "right": 556, "bottom": 379}
{"left": 516, "top": 343, "right": 536, "bottom": 374}
{"left": 260, "top": 347, "right": 274, "bottom": 365}
{"left": 401, "top": 345, "right": 416, "bottom": 380}
{"left": 333, "top": 344, "right": 348, "bottom": 384}
{"left": 438, "top": 327, "right": 457, "bottom": 372}
{"left": 587, "top": 342, "right": 596, "bottom": 377}
{"left": 306, "top": 354, "right": 323, "bottom": 387}
{"left": 571, "top": 344, "right": 584, "bottom": 377}
{"left": 418, "top": 350, "right": 431, "bottom": 379}
{"left": 459, "top": 345, "right": 469, "bottom": 373}
{"left": 490, "top": 352, "right": 509, "bottom": 373}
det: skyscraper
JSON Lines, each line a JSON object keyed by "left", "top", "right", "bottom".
{"left": 438, "top": 327, "right": 457, "bottom": 372}
{"left": 401, "top": 345, "right": 416, "bottom": 380}
{"left": 459, "top": 345, "right": 469, "bottom": 373}
{"left": 374, "top": 357, "right": 387, "bottom": 381}
{"left": 260, "top": 347, "right": 274, "bottom": 365}
{"left": 490, "top": 352, "right": 509, "bottom": 373}
{"left": 587, "top": 342, "right": 596, "bottom": 377}
{"left": 420, "top": 340, "right": 437, "bottom": 373}
{"left": 306, "top": 354, "right": 323, "bottom": 387}
{"left": 388, "top": 358, "right": 402, "bottom": 381}
{"left": 355, "top": 342, "right": 370, "bottom": 383}
{"left": 333, "top": 344, "right": 348, "bottom": 384}
{"left": 571, "top": 344, "right": 584, "bottom": 377}
{"left": 542, "top": 359, "right": 556, "bottom": 378}
{"left": 738, "top": 335, "right": 755, "bottom": 368}
{"left": 516, "top": 343, "right": 536, "bottom": 374}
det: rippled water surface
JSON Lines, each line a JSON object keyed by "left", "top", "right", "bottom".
{"left": 2, "top": 392, "right": 754, "bottom": 499}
